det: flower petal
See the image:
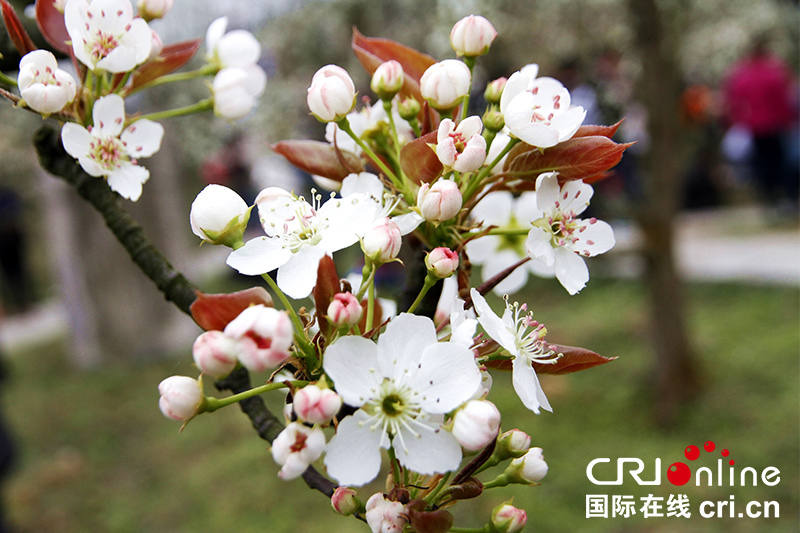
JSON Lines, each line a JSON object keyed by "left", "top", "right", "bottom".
{"left": 512, "top": 356, "right": 551, "bottom": 414}
{"left": 107, "top": 163, "right": 149, "bottom": 201}
{"left": 377, "top": 313, "right": 437, "bottom": 382}
{"left": 121, "top": 119, "right": 164, "bottom": 158}
{"left": 324, "top": 410, "right": 384, "bottom": 486}
{"left": 480, "top": 250, "right": 529, "bottom": 295}
{"left": 61, "top": 123, "right": 92, "bottom": 159}
{"left": 225, "top": 237, "right": 292, "bottom": 275}
{"left": 525, "top": 226, "right": 554, "bottom": 266}
{"left": 470, "top": 289, "right": 517, "bottom": 353}
{"left": 571, "top": 219, "right": 615, "bottom": 257}
{"left": 471, "top": 191, "right": 513, "bottom": 226}
{"left": 410, "top": 342, "right": 481, "bottom": 414}
{"left": 394, "top": 416, "right": 463, "bottom": 475}
{"left": 553, "top": 246, "right": 589, "bottom": 295}
{"left": 323, "top": 336, "right": 381, "bottom": 407}
{"left": 276, "top": 244, "right": 326, "bottom": 299}
{"left": 93, "top": 94, "right": 126, "bottom": 137}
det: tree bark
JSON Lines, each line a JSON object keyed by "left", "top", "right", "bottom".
{"left": 627, "top": 0, "right": 702, "bottom": 426}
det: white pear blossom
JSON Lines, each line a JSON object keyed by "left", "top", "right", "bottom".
{"left": 271, "top": 422, "right": 326, "bottom": 480}
{"left": 465, "top": 191, "right": 555, "bottom": 295}
{"left": 365, "top": 493, "right": 407, "bottom": 533}
{"left": 212, "top": 66, "right": 267, "bottom": 120}
{"left": 65, "top": 0, "right": 152, "bottom": 73}
{"left": 524, "top": 172, "right": 615, "bottom": 295}
{"left": 420, "top": 59, "right": 471, "bottom": 111}
{"left": 470, "top": 289, "right": 558, "bottom": 414}
{"left": 17, "top": 50, "right": 77, "bottom": 115}
{"left": 205, "top": 17, "right": 261, "bottom": 69}
{"left": 226, "top": 187, "right": 380, "bottom": 299}
{"left": 500, "top": 64, "right": 586, "bottom": 148}
{"left": 340, "top": 172, "right": 422, "bottom": 234}
{"left": 61, "top": 94, "right": 164, "bottom": 201}
{"left": 436, "top": 117, "right": 487, "bottom": 172}
{"left": 323, "top": 313, "right": 481, "bottom": 486}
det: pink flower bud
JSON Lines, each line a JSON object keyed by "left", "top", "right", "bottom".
{"left": 419, "top": 59, "right": 471, "bottom": 111}
{"left": 327, "top": 292, "right": 363, "bottom": 328}
{"left": 190, "top": 184, "right": 251, "bottom": 247}
{"left": 450, "top": 15, "right": 497, "bottom": 57}
{"left": 271, "top": 422, "right": 326, "bottom": 480}
{"left": 425, "top": 247, "right": 459, "bottom": 278}
{"left": 508, "top": 447, "right": 548, "bottom": 484}
{"left": 417, "top": 179, "right": 463, "bottom": 223}
{"left": 370, "top": 60, "right": 404, "bottom": 101}
{"left": 158, "top": 376, "right": 203, "bottom": 421}
{"left": 484, "top": 77, "right": 507, "bottom": 105}
{"left": 362, "top": 217, "right": 402, "bottom": 264}
{"left": 491, "top": 502, "right": 527, "bottom": 533}
{"left": 497, "top": 429, "right": 531, "bottom": 459}
{"left": 452, "top": 399, "right": 501, "bottom": 451}
{"left": 331, "top": 487, "right": 361, "bottom": 516}
{"left": 436, "top": 117, "right": 486, "bottom": 172}
{"left": 223, "top": 305, "right": 294, "bottom": 372}
{"left": 307, "top": 65, "right": 356, "bottom": 122}
{"left": 293, "top": 384, "right": 342, "bottom": 424}
{"left": 192, "top": 330, "right": 238, "bottom": 378}
{"left": 137, "top": 0, "right": 173, "bottom": 21}
{"left": 365, "top": 493, "right": 407, "bottom": 533}
{"left": 148, "top": 29, "right": 164, "bottom": 61}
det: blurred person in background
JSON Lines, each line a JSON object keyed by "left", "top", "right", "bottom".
{"left": 723, "top": 35, "right": 799, "bottom": 215}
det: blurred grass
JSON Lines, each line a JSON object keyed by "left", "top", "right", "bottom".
{"left": 3, "top": 279, "right": 798, "bottom": 532}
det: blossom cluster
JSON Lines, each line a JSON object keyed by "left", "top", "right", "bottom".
{"left": 0, "top": 0, "right": 634, "bottom": 528}
{"left": 149, "top": 12, "right": 629, "bottom": 533}
{"left": 4, "top": 0, "right": 268, "bottom": 200}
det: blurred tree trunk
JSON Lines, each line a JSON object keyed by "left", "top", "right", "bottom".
{"left": 626, "top": 0, "right": 702, "bottom": 426}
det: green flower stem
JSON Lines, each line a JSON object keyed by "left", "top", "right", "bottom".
{"left": 387, "top": 446, "right": 401, "bottom": 486}
{"left": 126, "top": 65, "right": 217, "bottom": 95}
{"left": 113, "top": 71, "right": 132, "bottom": 93}
{"left": 460, "top": 56, "right": 476, "bottom": 123}
{"left": 481, "top": 473, "right": 511, "bottom": 489}
{"left": 406, "top": 272, "right": 438, "bottom": 314}
{"left": 463, "top": 137, "right": 520, "bottom": 202}
{"left": 486, "top": 228, "right": 529, "bottom": 236}
{"left": 204, "top": 380, "right": 308, "bottom": 413}
{"left": 423, "top": 471, "right": 451, "bottom": 505}
{"left": 337, "top": 118, "right": 403, "bottom": 191}
{"left": 0, "top": 71, "right": 18, "bottom": 88}
{"left": 260, "top": 273, "right": 316, "bottom": 364}
{"left": 449, "top": 526, "right": 489, "bottom": 533}
{"left": 382, "top": 99, "right": 403, "bottom": 162}
{"left": 366, "top": 268, "right": 376, "bottom": 332}
{"left": 355, "top": 262, "right": 376, "bottom": 301}
{"left": 132, "top": 98, "right": 213, "bottom": 124}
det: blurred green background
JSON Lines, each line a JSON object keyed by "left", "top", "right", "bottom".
{"left": 0, "top": 0, "right": 798, "bottom": 531}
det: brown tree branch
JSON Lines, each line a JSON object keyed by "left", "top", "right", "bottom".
{"left": 32, "top": 121, "right": 339, "bottom": 497}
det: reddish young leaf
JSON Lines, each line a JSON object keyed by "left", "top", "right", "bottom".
{"left": 352, "top": 27, "right": 436, "bottom": 104}
{"left": 271, "top": 140, "right": 363, "bottom": 182}
{"left": 190, "top": 287, "right": 274, "bottom": 331}
{"left": 129, "top": 38, "right": 202, "bottom": 90}
{"left": 504, "top": 136, "right": 634, "bottom": 183}
{"left": 3, "top": 0, "right": 36, "bottom": 55}
{"left": 399, "top": 131, "right": 441, "bottom": 184}
{"left": 573, "top": 120, "right": 623, "bottom": 139}
{"left": 312, "top": 255, "right": 339, "bottom": 340}
{"left": 484, "top": 344, "right": 616, "bottom": 375}
{"left": 34, "top": 0, "right": 70, "bottom": 54}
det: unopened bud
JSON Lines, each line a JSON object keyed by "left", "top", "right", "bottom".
{"left": 327, "top": 292, "right": 363, "bottom": 328}
{"left": 271, "top": 422, "right": 326, "bottom": 480}
{"left": 482, "top": 109, "right": 505, "bottom": 132}
{"left": 307, "top": 65, "right": 356, "bottom": 122}
{"left": 366, "top": 493, "right": 407, "bottom": 533}
{"left": 331, "top": 487, "right": 362, "bottom": 516}
{"left": 158, "top": 375, "right": 204, "bottom": 421}
{"left": 450, "top": 15, "right": 498, "bottom": 58}
{"left": 506, "top": 447, "right": 548, "bottom": 484}
{"left": 417, "top": 179, "right": 463, "bottom": 223}
{"left": 420, "top": 59, "right": 471, "bottom": 112}
{"left": 497, "top": 429, "right": 531, "bottom": 460}
{"left": 293, "top": 384, "right": 342, "bottom": 425}
{"left": 491, "top": 502, "right": 527, "bottom": 533}
{"left": 426, "top": 248, "right": 459, "bottom": 279}
{"left": 362, "top": 217, "right": 402, "bottom": 264}
{"left": 484, "top": 77, "right": 507, "bottom": 105}
{"left": 138, "top": 0, "right": 173, "bottom": 21}
{"left": 398, "top": 98, "right": 421, "bottom": 121}
{"left": 223, "top": 305, "right": 294, "bottom": 372}
{"left": 371, "top": 60, "right": 404, "bottom": 101}
{"left": 192, "top": 330, "right": 238, "bottom": 378}
{"left": 452, "top": 399, "right": 501, "bottom": 451}
{"left": 190, "top": 184, "right": 251, "bottom": 248}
